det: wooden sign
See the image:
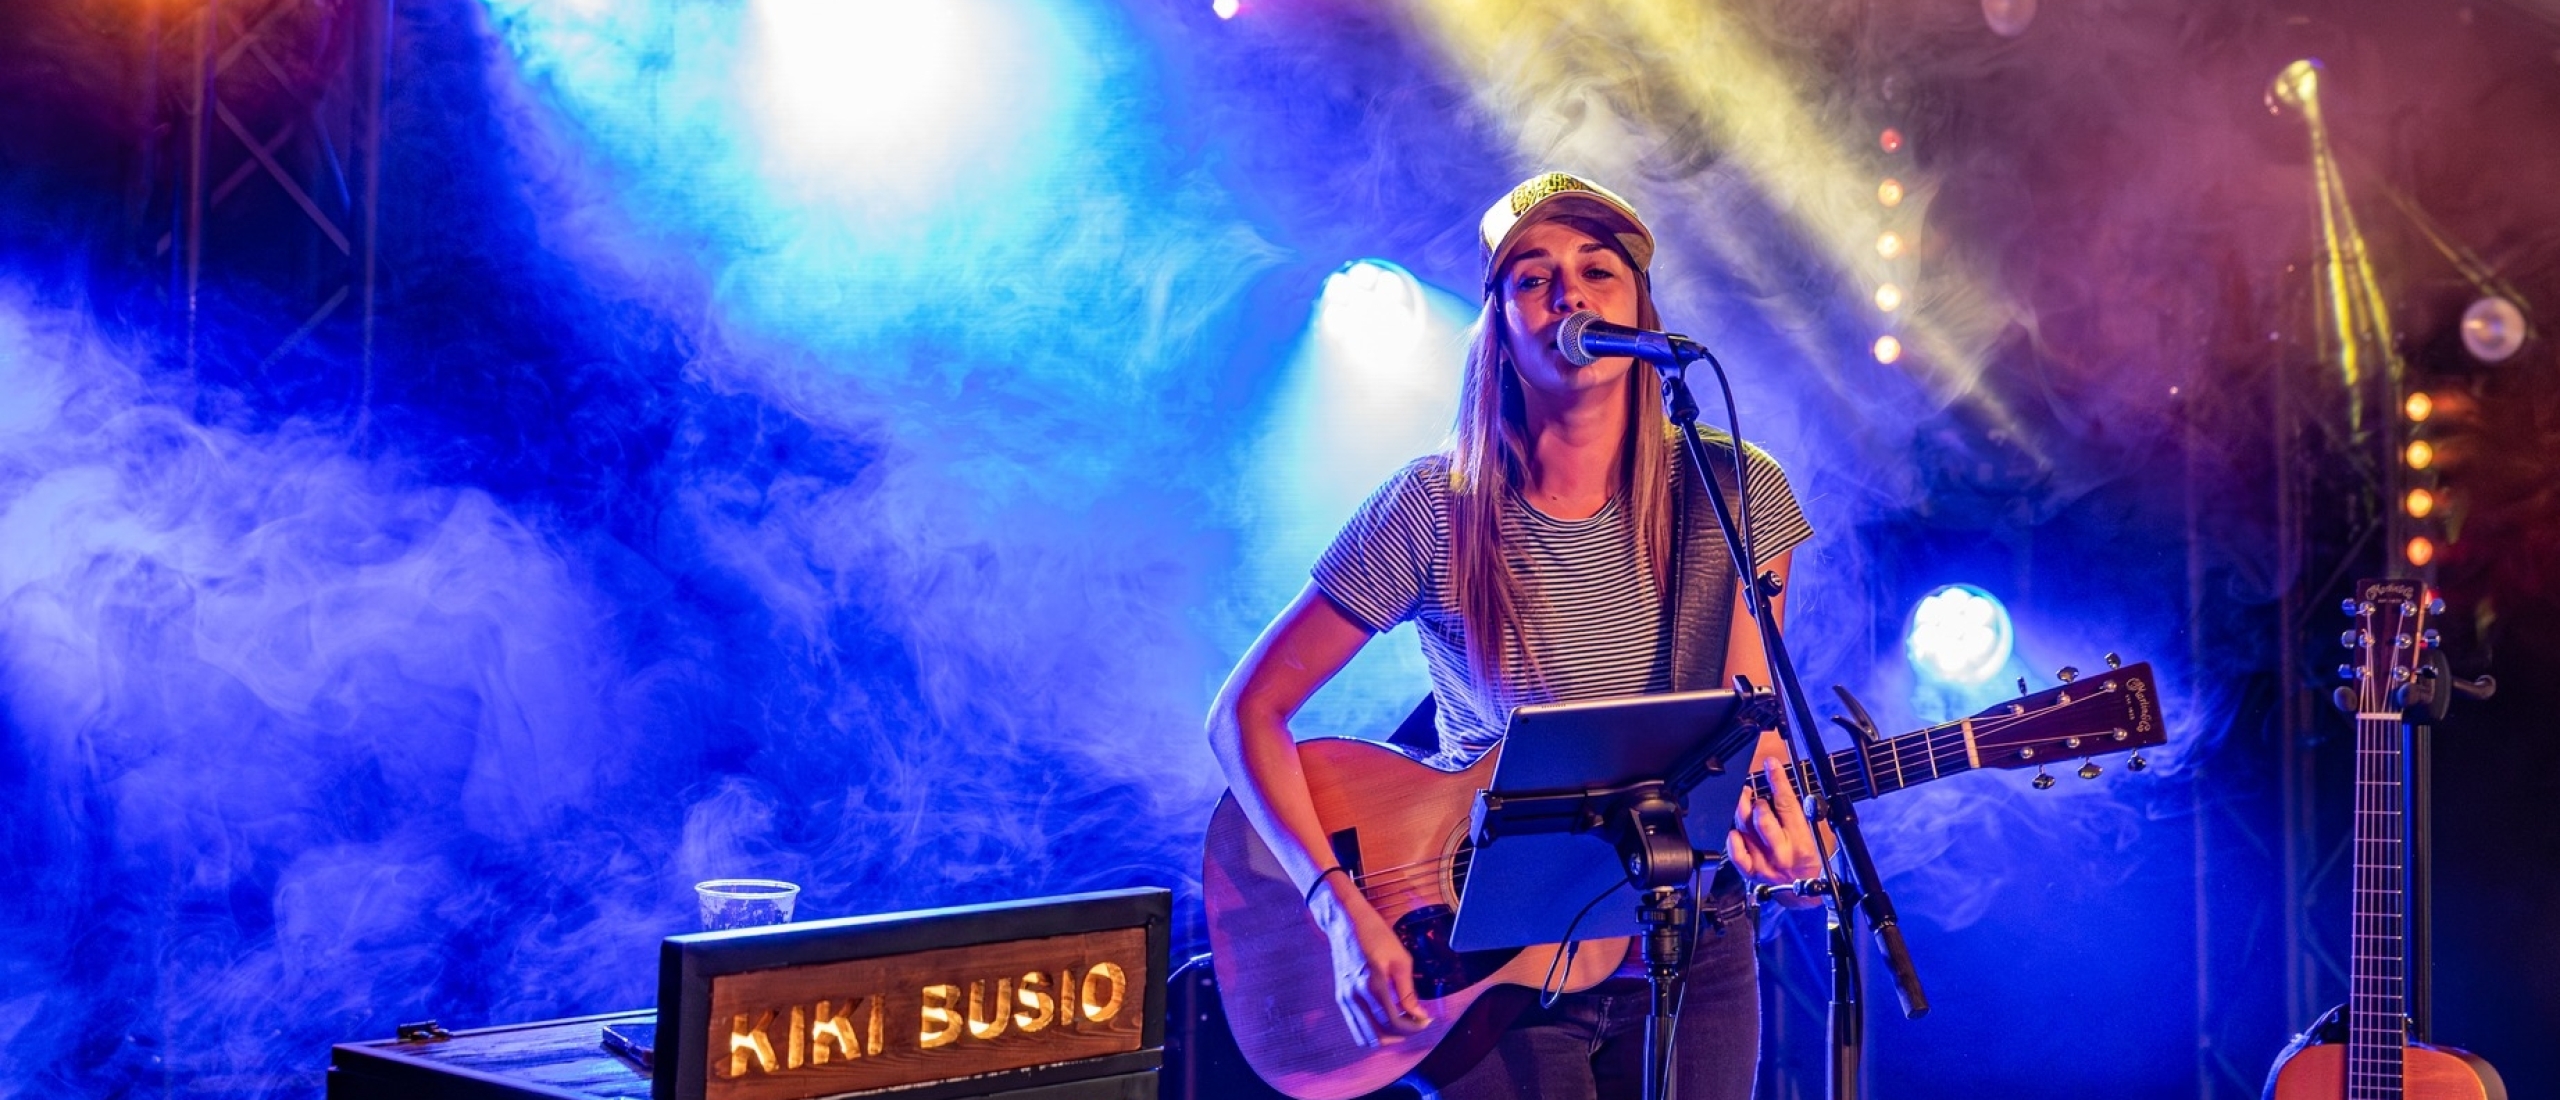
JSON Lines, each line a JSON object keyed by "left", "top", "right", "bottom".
{"left": 657, "top": 888, "right": 1167, "bottom": 1100}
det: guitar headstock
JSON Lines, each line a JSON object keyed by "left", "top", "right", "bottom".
{"left": 1963, "top": 659, "right": 2166, "bottom": 787}
{"left": 2341, "top": 579, "right": 2439, "bottom": 718}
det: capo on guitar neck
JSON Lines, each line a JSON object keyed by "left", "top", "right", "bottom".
{"left": 1827, "top": 684, "right": 1882, "bottom": 803}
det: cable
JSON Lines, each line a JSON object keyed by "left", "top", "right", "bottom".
{"left": 1538, "top": 879, "right": 1628, "bottom": 1008}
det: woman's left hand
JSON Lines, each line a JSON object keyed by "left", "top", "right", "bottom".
{"left": 1729, "top": 756, "right": 1828, "bottom": 909}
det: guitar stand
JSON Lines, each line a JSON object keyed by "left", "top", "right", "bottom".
{"left": 2334, "top": 647, "right": 2496, "bottom": 1042}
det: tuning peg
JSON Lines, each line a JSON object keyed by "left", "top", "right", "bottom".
{"left": 2127, "top": 754, "right": 2149, "bottom": 772}
{"left": 2428, "top": 595, "right": 2446, "bottom": 615}
{"left": 2340, "top": 630, "right": 2359, "bottom": 648}
{"left": 2422, "top": 629, "right": 2441, "bottom": 648}
{"left": 2016, "top": 676, "right": 2029, "bottom": 696}
{"left": 2337, "top": 664, "right": 2358, "bottom": 681}
{"left": 2331, "top": 687, "right": 2356, "bottom": 714}
{"left": 2077, "top": 760, "right": 2102, "bottom": 780}
{"left": 2031, "top": 766, "right": 2055, "bottom": 790}
{"left": 2105, "top": 652, "right": 2122, "bottom": 669}
{"left": 2341, "top": 597, "right": 2359, "bottom": 616}
{"left": 2057, "top": 666, "right": 2079, "bottom": 684}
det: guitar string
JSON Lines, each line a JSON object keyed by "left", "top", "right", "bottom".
{"left": 1746, "top": 688, "right": 2146, "bottom": 801}
{"left": 1338, "top": 690, "right": 2151, "bottom": 897}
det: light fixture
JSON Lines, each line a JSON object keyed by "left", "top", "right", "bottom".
{"left": 1905, "top": 584, "right": 2015, "bottom": 687}
{"left": 2462, "top": 296, "right": 2526, "bottom": 364}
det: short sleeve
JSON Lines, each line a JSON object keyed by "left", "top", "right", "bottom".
{"left": 1737, "top": 442, "right": 1814, "bottom": 567}
{"left": 1311, "top": 458, "right": 1450, "bottom": 634}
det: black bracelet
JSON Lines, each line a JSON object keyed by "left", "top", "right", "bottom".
{"left": 1303, "top": 865, "right": 1352, "bottom": 907}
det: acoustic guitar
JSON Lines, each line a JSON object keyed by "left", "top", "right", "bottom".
{"left": 1204, "top": 662, "right": 2166, "bottom": 1100}
{"left": 2264, "top": 581, "right": 2505, "bottom": 1100}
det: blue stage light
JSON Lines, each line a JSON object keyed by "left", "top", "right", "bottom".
{"left": 1905, "top": 583, "right": 2014, "bottom": 687}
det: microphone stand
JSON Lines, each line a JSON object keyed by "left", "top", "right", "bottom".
{"left": 1649, "top": 345, "right": 1930, "bottom": 1100}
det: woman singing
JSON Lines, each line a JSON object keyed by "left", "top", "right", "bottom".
{"left": 1208, "top": 172, "right": 1824, "bottom": 1099}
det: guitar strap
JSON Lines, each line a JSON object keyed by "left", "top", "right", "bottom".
{"left": 1667, "top": 426, "right": 1748, "bottom": 695}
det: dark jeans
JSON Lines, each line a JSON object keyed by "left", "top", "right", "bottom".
{"left": 1414, "top": 884, "right": 1759, "bottom": 1100}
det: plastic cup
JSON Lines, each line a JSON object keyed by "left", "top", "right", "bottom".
{"left": 694, "top": 879, "right": 800, "bottom": 931}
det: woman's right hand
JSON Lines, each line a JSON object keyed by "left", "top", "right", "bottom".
{"left": 1307, "top": 877, "right": 1434, "bottom": 1045}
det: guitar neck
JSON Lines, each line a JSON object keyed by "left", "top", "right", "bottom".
{"left": 2341, "top": 578, "right": 2430, "bottom": 1099}
{"left": 1747, "top": 719, "right": 1979, "bottom": 805}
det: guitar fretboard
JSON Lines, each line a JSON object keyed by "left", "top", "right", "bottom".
{"left": 2349, "top": 711, "right": 2408, "bottom": 1099}
{"left": 1744, "top": 720, "right": 1976, "bottom": 805}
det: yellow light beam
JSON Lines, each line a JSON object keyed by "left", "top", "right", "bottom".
{"left": 1405, "top": 0, "right": 2026, "bottom": 442}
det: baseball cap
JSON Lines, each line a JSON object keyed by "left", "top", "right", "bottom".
{"left": 1478, "top": 171, "right": 1656, "bottom": 287}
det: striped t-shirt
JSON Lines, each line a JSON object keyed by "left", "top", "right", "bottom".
{"left": 1314, "top": 446, "right": 1813, "bottom": 767}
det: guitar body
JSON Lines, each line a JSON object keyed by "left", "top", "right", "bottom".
{"left": 2263, "top": 1012, "right": 2506, "bottom": 1100}
{"left": 1201, "top": 665, "right": 2167, "bottom": 1100}
{"left": 1201, "top": 738, "right": 1628, "bottom": 1100}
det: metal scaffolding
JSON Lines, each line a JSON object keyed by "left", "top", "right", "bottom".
{"left": 135, "top": 0, "right": 393, "bottom": 437}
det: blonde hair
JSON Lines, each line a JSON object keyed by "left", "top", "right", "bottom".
{"left": 1446, "top": 231, "right": 1673, "bottom": 692}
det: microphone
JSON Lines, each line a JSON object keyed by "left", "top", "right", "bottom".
{"left": 1557, "top": 310, "right": 1710, "bottom": 366}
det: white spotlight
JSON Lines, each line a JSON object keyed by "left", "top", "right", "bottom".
{"left": 1318, "top": 260, "right": 1427, "bottom": 363}
{"left": 746, "top": 0, "right": 1045, "bottom": 210}
{"left": 1906, "top": 584, "right": 2015, "bottom": 687}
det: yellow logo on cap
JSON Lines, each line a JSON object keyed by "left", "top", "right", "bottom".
{"left": 1507, "top": 172, "right": 1596, "bottom": 217}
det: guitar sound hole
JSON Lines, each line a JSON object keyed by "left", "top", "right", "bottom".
{"left": 1393, "top": 905, "right": 1519, "bottom": 999}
